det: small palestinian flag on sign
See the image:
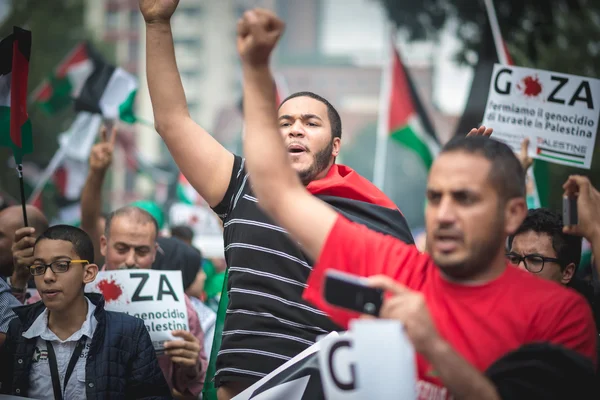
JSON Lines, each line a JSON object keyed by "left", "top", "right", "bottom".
{"left": 0, "top": 27, "right": 33, "bottom": 164}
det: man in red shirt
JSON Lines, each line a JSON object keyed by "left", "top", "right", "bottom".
{"left": 237, "top": 9, "right": 597, "bottom": 400}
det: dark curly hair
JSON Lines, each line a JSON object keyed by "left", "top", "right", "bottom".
{"left": 508, "top": 208, "right": 582, "bottom": 269}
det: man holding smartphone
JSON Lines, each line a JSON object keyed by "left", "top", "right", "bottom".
{"left": 238, "top": 9, "right": 597, "bottom": 400}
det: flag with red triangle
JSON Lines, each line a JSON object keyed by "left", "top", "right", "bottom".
{"left": 0, "top": 27, "right": 33, "bottom": 164}
{"left": 31, "top": 42, "right": 93, "bottom": 115}
{"left": 385, "top": 45, "right": 439, "bottom": 170}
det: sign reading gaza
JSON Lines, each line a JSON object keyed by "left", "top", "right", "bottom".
{"left": 86, "top": 270, "right": 188, "bottom": 351}
{"left": 482, "top": 64, "right": 600, "bottom": 169}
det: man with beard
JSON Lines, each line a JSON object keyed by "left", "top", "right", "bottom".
{"left": 237, "top": 9, "right": 597, "bottom": 400}
{"left": 101, "top": 206, "right": 208, "bottom": 398}
{"left": 139, "top": 1, "right": 414, "bottom": 398}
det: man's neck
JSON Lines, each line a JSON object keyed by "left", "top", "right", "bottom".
{"left": 441, "top": 250, "right": 508, "bottom": 286}
{"left": 47, "top": 296, "right": 88, "bottom": 341}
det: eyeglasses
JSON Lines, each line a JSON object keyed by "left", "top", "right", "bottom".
{"left": 29, "top": 260, "right": 89, "bottom": 276}
{"left": 506, "top": 253, "right": 561, "bottom": 273}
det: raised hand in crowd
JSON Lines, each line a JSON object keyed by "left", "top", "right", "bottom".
{"left": 89, "top": 124, "right": 117, "bottom": 172}
{"left": 517, "top": 138, "right": 533, "bottom": 172}
{"left": 563, "top": 175, "right": 600, "bottom": 244}
{"left": 466, "top": 125, "right": 493, "bottom": 138}
{"left": 10, "top": 227, "right": 36, "bottom": 290}
{"left": 81, "top": 124, "right": 117, "bottom": 266}
{"left": 139, "top": 0, "right": 179, "bottom": 24}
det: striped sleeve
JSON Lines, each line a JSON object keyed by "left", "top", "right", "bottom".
{"left": 0, "top": 279, "right": 19, "bottom": 333}
{"left": 212, "top": 155, "right": 247, "bottom": 221}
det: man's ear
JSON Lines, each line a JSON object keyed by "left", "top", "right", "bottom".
{"left": 561, "top": 263, "right": 576, "bottom": 285}
{"left": 100, "top": 235, "right": 107, "bottom": 257}
{"left": 152, "top": 242, "right": 158, "bottom": 263}
{"left": 331, "top": 137, "right": 341, "bottom": 158}
{"left": 83, "top": 263, "right": 99, "bottom": 285}
{"left": 504, "top": 197, "right": 527, "bottom": 236}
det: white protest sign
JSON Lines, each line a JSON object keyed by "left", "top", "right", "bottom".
{"left": 318, "top": 320, "right": 417, "bottom": 400}
{"left": 482, "top": 64, "right": 600, "bottom": 169}
{"left": 169, "top": 202, "right": 224, "bottom": 258}
{"left": 86, "top": 270, "right": 188, "bottom": 352}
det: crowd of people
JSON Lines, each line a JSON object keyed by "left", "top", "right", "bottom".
{"left": 0, "top": 1, "right": 599, "bottom": 399}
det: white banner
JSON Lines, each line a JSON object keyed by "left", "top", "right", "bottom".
{"left": 86, "top": 270, "right": 188, "bottom": 352}
{"left": 482, "top": 64, "right": 600, "bottom": 169}
{"left": 233, "top": 321, "right": 417, "bottom": 399}
{"left": 319, "top": 320, "right": 417, "bottom": 400}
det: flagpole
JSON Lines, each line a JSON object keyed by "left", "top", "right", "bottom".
{"left": 16, "top": 164, "right": 29, "bottom": 226}
{"left": 483, "top": 0, "right": 508, "bottom": 65}
{"left": 373, "top": 25, "right": 394, "bottom": 190}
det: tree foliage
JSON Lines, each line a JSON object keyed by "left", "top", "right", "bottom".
{"left": 379, "top": 0, "right": 600, "bottom": 76}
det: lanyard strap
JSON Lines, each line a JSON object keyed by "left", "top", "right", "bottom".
{"left": 46, "top": 336, "right": 87, "bottom": 400}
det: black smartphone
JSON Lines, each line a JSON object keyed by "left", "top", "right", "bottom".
{"left": 563, "top": 196, "right": 578, "bottom": 226}
{"left": 324, "top": 270, "right": 384, "bottom": 316}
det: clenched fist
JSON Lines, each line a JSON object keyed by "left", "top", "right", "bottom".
{"left": 237, "top": 9, "right": 285, "bottom": 67}
{"left": 89, "top": 125, "right": 117, "bottom": 172}
{"left": 139, "top": 0, "right": 179, "bottom": 24}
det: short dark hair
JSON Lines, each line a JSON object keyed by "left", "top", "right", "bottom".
{"left": 441, "top": 136, "right": 525, "bottom": 201}
{"left": 171, "top": 225, "right": 194, "bottom": 242}
{"left": 104, "top": 206, "right": 159, "bottom": 238}
{"left": 508, "top": 208, "right": 582, "bottom": 269}
{"left": 279, "top": 91, "right": 342, "bottom": 139}
{"left": 36, "top": 225, "right": 95, "bottom": 264}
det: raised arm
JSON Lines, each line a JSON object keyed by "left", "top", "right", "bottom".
{"left": 139, "top": 0, "right": 234, "bottom": 207}
{"left": 563, "top": 175, "right": 600, "bottom": 275}
{"left": 80, "top": 125, "right": 114, "bottom": 264}
{"left": 238, "top": 9, "right": 337, "bottom": 260}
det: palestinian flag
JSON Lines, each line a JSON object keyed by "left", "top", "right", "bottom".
{"left": 373, "top": 41, "right": 439, "bottom": 189}
{"left": 177, "top": 173, "right": 201, "bottom": 205}
{"left": 452, "top": 3, "right": 549, "bottom": 207}
{"left": 0, "top": 27, "right": 32, "bottom": 164}
{"left": 74, "top": 46, "right": 138, "bottom": 123}
{"left": 387, "top": 45, "right": 439, "bottom": 169}
{"left": 31, "top": 42, "right": 94, "bottom": 115}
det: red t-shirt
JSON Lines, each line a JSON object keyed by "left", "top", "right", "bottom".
{"left": 304, "top": 216, "right": 597, "bottom": 399}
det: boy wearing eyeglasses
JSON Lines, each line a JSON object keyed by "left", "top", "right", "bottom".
{"left": 0, "top": 225, "right": 171, "bottom": 399}
{"left": 507, "top": 208, "right": 581, "bottom": 284}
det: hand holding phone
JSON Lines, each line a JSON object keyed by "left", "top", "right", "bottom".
{"left": 563, "top": 195, "right": 578, "bottom": 226}
{"left": 324, "top": 270, "right": 384, "bottom": 316}
{"left": 562, "top": 175, "right": 600, "bottom": 240}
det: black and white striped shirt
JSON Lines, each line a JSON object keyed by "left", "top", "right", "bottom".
{"left": 212, "top": 156, "right": 340, "bottom": 385}
{"left": 212, "top": 156, "right": 414, "bottom": 386}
